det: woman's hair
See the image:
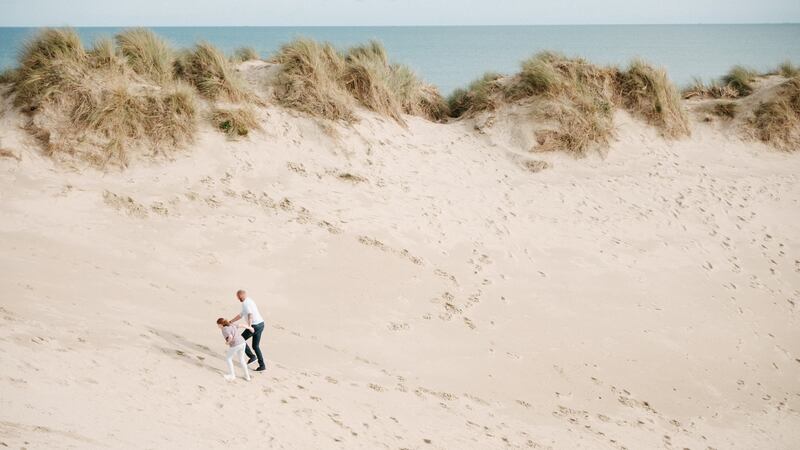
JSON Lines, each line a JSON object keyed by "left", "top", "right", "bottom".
{"left": 216, "top": 317, "right": 230, "bottom": 326}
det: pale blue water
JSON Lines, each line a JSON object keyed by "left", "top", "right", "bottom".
{"left": 1, "top": 25, "right": 798, "bottom": 94}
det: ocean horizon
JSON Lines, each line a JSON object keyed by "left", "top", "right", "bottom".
{"left": 1, "top": 24, "right": 799, "bottom": 93}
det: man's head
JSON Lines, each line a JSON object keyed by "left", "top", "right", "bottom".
{"left": 236, "top": 290, "right": 246, "bottom": 302}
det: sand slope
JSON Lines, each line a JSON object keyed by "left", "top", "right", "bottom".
{"left": 0, "top": 88, "right": 799, "bottom": 449}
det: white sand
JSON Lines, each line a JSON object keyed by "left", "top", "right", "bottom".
{"left": 1, "top": 83, "right": 799, "bottom": 449}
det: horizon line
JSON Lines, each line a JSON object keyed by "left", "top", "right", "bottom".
{"left": 1, "top": 22, "right": 799, "bottom": 28}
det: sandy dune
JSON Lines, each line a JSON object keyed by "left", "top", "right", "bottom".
{"left": 1, "top": 82, "right": 799, "bottom": 449}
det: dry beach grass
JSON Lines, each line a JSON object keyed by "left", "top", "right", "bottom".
{"left": 2, "top": 28, "right": 797, "bottom": 167}
{"left": 450, "top": 52, "right": 690, "bottom": 155}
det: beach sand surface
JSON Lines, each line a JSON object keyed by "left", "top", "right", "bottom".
{"left": 0, "top": 82, "right": 799, "bottom": 449}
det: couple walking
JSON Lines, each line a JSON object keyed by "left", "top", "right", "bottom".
{"left": 216, "top": 289, "right": 266, "bottom": 381}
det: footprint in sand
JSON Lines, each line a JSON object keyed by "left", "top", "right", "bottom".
{"left": 103, "top": 190, "right": 148, "bottom": 218}
{"left": 387, "top": 322, "right": 410, "bottom": 331}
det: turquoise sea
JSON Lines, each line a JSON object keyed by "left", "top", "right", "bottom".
{"left": 1, "top": 25, "right": 798, "bottom": 93}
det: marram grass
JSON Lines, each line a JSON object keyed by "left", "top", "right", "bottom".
{"left": 3, "top": 27, "right": 799, "bottom": 166}
{"left": 174, "top": 42, "right": 249, "bottom": 101}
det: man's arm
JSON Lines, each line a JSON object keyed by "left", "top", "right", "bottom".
{"left": 237, "top": 322, "right": 254, "bottom": 332}
{"left": 241, "top": 300, "right": 253, "bottom": 326}
{"left": 229, "top": 313, "right": 242, "bottom": 323}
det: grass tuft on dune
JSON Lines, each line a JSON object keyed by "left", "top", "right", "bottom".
{"left": 77, "top": 81, "right": 197, "bottom": 166}
{"left": 0, "top": 68, "right": 16, "bottom": 84}
{"left": 776, "top": 61, "right": 799, "bottom": 78}
{"left": 115, "top": 28, "right": 175, "bottom": 84}
{"left": 231, "top": 47, "right": 259, "bottom": 63}
{"left": 211, "top": 106, "right": 260, "bottom": 137}
{"left": 12, "top": 28, "right": 87, "bottom": 108}
{"left": 340, "top": 40, "right": 448, "bottom": 123}
{"left": 748, "top": 77, "right": 800, "bottom": 151}
{"left": 682, "top": 65, "right": 800, "bottom": 150}
{"left": 448, "top": 72, "right": 504, "bottom": 118}
{"left": 174, "top": 42, "right": 249, "bottom": 101}
{"left": 712, "top": 101, "right": 737, "bottom": 119}
{"left": 684, "top": 65, "right": 762, "bottom": 99}
{"left": 720, "top": 65, "right": 759, "bottom": 97}
{"left": 271, "top": 38, "right": 447, "bottom": 123}
{"left": 512, "top": 52, "right": 617, "bottom": 156}
{"left": 507, "top": 51, "right": 575, "bottom": 99}
{"left": 88, "top": 37, "right": 125, "bottom": 70}
{"left": 615, "top": 60, "right": 690, "bottom": 138}
{"left": 9, "top": 28, "right": 197, "bottom": 167}
{"left": 682, "top": 77, "right": 739, "bottom": 100}
{"left": 452, "top": 52, "right": 689, "bottom": 155}
{"left": 341, "top": 40, "right": 404, "bottom": 122}
{"left": 391, "top": 65, "right": 449, "bottom": 122}
{"left": 272, "top": 38, "right": 355, "bottom": 122}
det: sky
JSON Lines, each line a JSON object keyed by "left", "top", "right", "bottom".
{"left": 1, "top": 0, "right": 799, "bottom": 26}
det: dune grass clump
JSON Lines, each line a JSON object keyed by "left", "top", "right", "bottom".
{"left": 272, "top": 38, "right": 354, "bottom": 121}
{"left": 174, "top": 42, "right": 249, "bottom": 101}
{"left": 338, "top": 40, "right": 448, "bottom": 123}
{"left": 720, "top": 65, "right": 759, "bottom": 97}
{"left": 211, "top": 106, "right": 259, "bottom": 137}
{"left": 232, "top": 47, "right": 259, "bottom": 63}
{"left": 615, "top": 60, "right": 690, "bottom": 137}
{"left": 271, "top": 38, "right": 447, "bottom": 123}
{"left": 712, "top": 101, "right": 737, "bottom": 119}
{"left": 449, "top": 53, "right": 689, "bottom": 155}
{"left": 12, "top": 28, "right": 87, "bottom": 108}
{"left": 682, "top": 77, "right": 739, "bottom": 100}
{"left": 683, "top": 66, "right": 761, "bottom": 100}
{"left": 777, "top": 61, "right": 799, "bottom": 78}
{"left": 9, "top": 28, "right": 197, "bottom": 167}
{"left": 87, "top": 37, "right": 124, "bottom": 70}
{"left": 39, "top": 77, "right": 197, "bottom": 166}
{"left": 748, "top": 77, "right": 800, "bottom": 151}
{"left": 341, "top": 41, "right": 403, "bottom": 121}
{"left": 76, "top": 82, "right": 197, "bottom": 164}
{"left": 448, "top": 72, "right": 503, "bottom": 117}
{"left": 505, "top": 51, "right": 617, "bottom": 103}
{"left": 0, "top": 68, "right": 18, "bottom": 84}
{"left": 383, "top": 62, "right": 448, "bottom": 121}
{"left": 504, "top": 52, "right": 617, "bottom": 156}
{"left": 115, "top": 28, "right": 175, "bottom": 83}
{"left": 532, "top": 100, "right": 613, "bottom": 155}
{"left": 506, "top": 51, "right": 570, "bottom": 99}
{"left": 414, "top": 83, "right": 450, "bottom": 121}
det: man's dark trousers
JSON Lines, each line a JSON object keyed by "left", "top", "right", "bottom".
{"left": 242, "top": 322, "right": 265, "bottom": 369}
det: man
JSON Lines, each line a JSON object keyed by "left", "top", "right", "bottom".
{"left": 229, "top": 289, "right": 266, "bottom": 372}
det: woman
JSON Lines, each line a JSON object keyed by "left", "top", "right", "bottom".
{"left": 216, "top": 318, "right": 252, "bottom": 381}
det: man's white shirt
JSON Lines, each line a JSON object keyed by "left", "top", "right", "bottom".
{"left": 241, "top": 297, "right": 264, "bottom": 325}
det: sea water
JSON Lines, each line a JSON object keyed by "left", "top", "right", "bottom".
{"left": 1, "top": 25, "right": 798, "bottom": 94}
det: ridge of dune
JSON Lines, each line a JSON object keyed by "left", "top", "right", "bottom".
{"left": 1, "top": 34, "right": 800, "bottom": 449}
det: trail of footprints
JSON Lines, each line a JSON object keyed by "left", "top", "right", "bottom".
{"left": 157, "top": 319, "right": 552, "bottom": 448}
{"left": 102, "top": 171, "right": 504, "bottom": 334}
{"left": 551, "top": 375, "right": 710, "bottom": 450}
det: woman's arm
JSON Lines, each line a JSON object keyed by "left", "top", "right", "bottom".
{"left": 237, "top": 323, "right": 254, "bottom": 332}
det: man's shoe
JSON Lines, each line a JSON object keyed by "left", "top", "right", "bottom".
{"left": 254, "top": 366, "right": 266, "bottom": 372}
{"left": 223, "top": 374, "right": 235, "bottom": 381}
{"left": 247, "top": 356, "right": 257, "bottom": 364}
